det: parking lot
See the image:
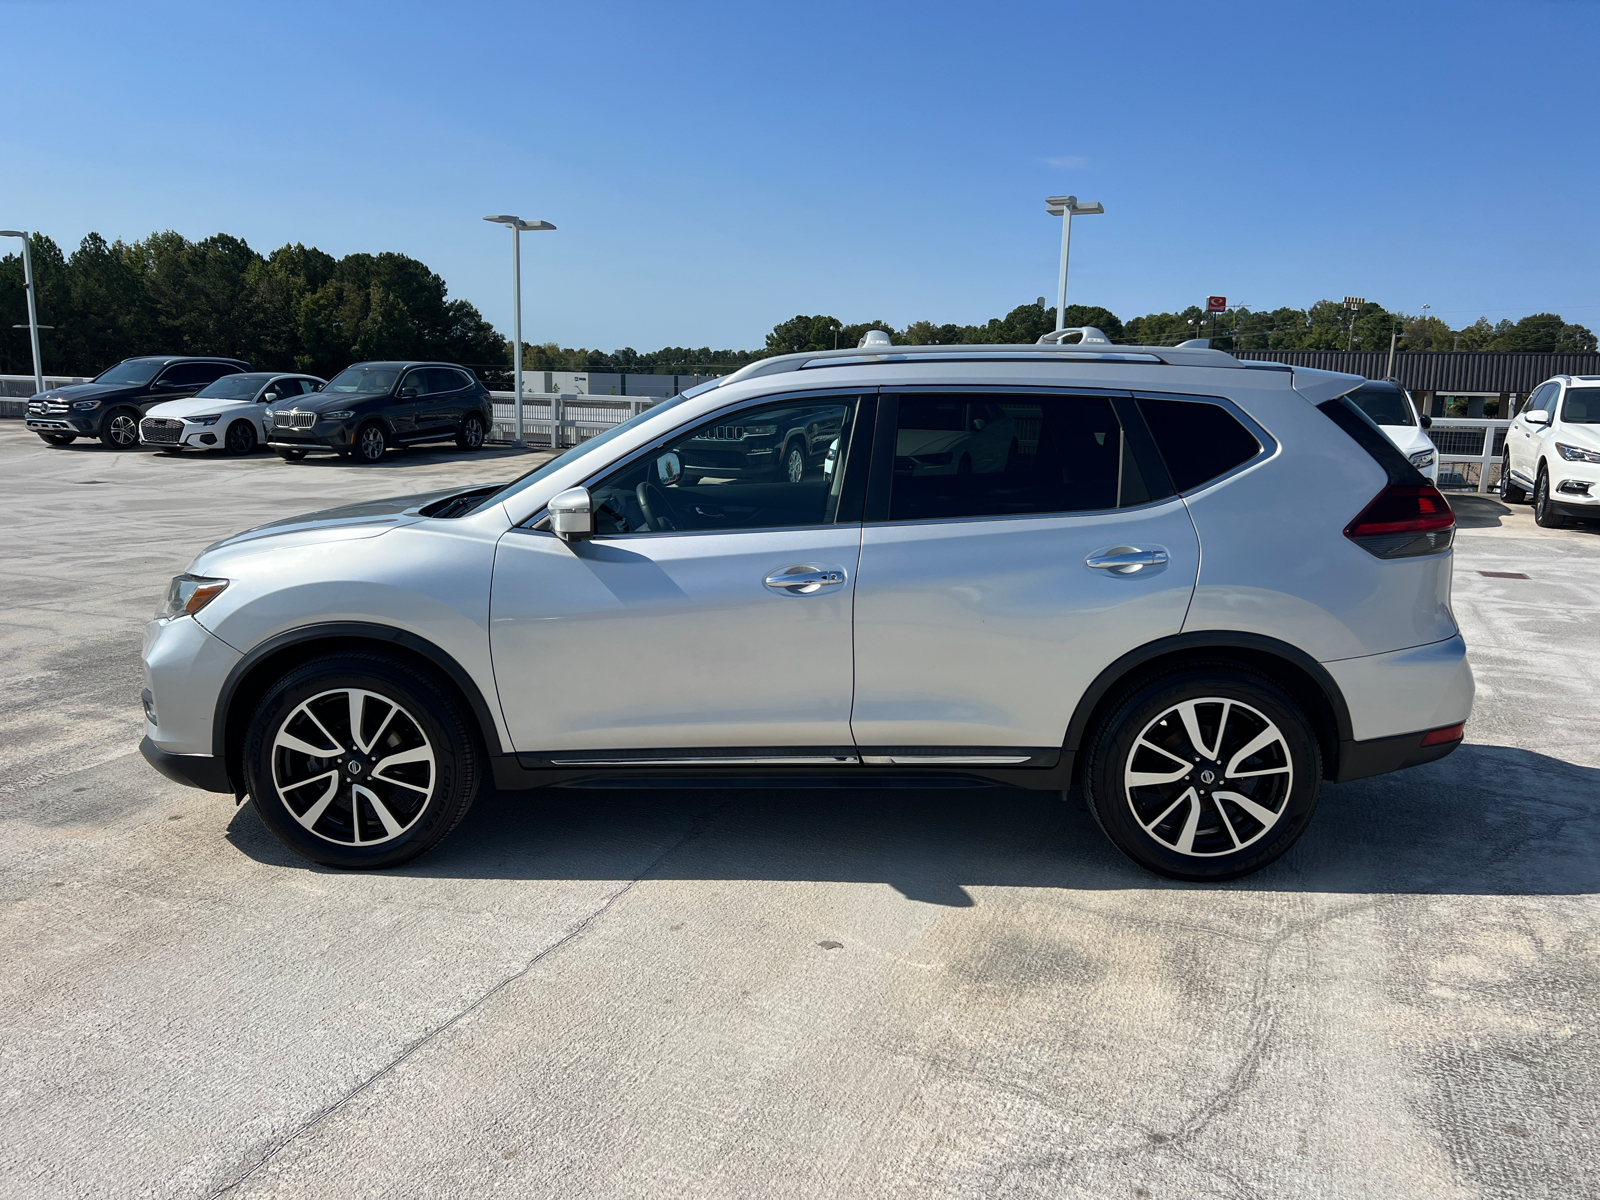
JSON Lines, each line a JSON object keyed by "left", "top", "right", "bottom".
{"left": 2, "top": 420, "right": 1597, "bottom": 1198}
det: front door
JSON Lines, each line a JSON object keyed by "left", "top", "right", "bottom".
{"left": 490, "top": 393, "right": 871, "bottom": 758}
{"left": 850, "top": 390, "right": 1201, "bottom": 758}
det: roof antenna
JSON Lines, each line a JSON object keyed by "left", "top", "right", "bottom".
{"left": 858, "top": 330, "right": 893, "bottom": 348}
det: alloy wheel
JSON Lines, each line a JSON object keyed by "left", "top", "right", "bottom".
{"left": 226, "top": 420, "right": 256, "bottom": 455}
{"left": 271, "top": 687, "right": 436, "bottom": 846}
{"left": 1123, "top": 697, "right": 1293, "bottom": 857}
{"left": 463, "top": 416, "right": 485, "bottom": 449}
{"left": 786, "top": 444, "right": 805, "bottom": 483}
{"left": 358, "top": 424, "right": 386, "bottom": 462}
{"left": 108, "top": 414, "right": 138, "bottom": 446}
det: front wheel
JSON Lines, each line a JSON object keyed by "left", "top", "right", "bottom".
{"left": 243, "top": 654, "right": 481, "bottom": 869}
{"left": 223, "top": 419, "right": 258, "bottom": 456}
{"left": 100, "top": 409, "right": 140, "bottom": 449}
{"left": 456, "top": 412, "right": 487, "bottom": 451}
{"left": 1501, "top": 453, "right": 1526, "bottom": 503}
{"left": 353, "top": 422, "right": 388, "bottom": 464}
{"left": 39, "top": 433, "right": 76, "bottom": 446}
{"left": 1082, "top": 665, "right": 1323, "bottom": 881}
{"left": 1534, "top": 467, "right": 1567, "bottom": 528}
{"left": 276, "top": 448, "right": 308, "bottom": 462}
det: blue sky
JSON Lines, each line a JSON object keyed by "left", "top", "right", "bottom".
{"left": 3, "top": 0, "right": 1597, "bottom": 349}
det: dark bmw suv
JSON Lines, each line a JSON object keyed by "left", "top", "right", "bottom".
{"left": 26, "top": 356, "right": 251, "bottom": 448}
{"left": 264, "top": 361, "right": 493, "bottom": 464}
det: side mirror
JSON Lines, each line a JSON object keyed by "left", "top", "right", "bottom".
{"left": 262, "top": 393, "right": 278, "bottom": 403}
{"left": 398, "top": 387, "right": 418, "bottom": 400}
{"left": 1420, "top": 414, "right": 1432, "bottom": 430}
{"left": 1526, "top": 410, "right": 1550, "bottom": 426}
{"left": 312, "top": 383, "right": 324, "bottom": 391}
{"left": 656, "top": 451, "right": 682, "bottom": 486}
{"left": 549, "top": 487, "right": 594, "bottom": 541}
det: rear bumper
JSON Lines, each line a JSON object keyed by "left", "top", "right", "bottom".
{"left": 140, "top": 736, "right": 234, "bottom": 793}
{"left": 1333, "top": 728, "right": 1462, "bottom": 783}
{"left": 1322, "top": 634, "right": 1474, "bottom": 743}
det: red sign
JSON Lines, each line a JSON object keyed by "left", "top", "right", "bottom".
{"left": 1207, "top": 296, "right": 1227, "bottom": 313}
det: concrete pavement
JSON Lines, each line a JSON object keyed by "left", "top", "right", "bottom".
{"left": 1, "top": 423, "right": 1596, "bottom": 1199}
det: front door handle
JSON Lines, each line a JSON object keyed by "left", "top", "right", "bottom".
{"left": 1086, "top": 546, "right": 1169, "bottom": 574}
{"left": 764, "top": 563, "right": 847, "bottom": 594}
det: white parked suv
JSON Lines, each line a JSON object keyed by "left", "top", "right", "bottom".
{"left": 1346, "top": 379, "right": 1438, "bottom": 483}
{"left": 140, "top": 372, "right": 327, "bottom": 455}
{"left": 139, "top": 332, "right": 1473, "bottom": 882}
{"left": 1503, "top": 375, "right": 1600, "bottom": 526}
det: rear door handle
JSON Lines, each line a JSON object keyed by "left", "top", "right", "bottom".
{"left": 1086, "top": 547, "right": 1169, "bottom": 574}
{"left": 764, "top": 563, "right": 847, "bottom": 594}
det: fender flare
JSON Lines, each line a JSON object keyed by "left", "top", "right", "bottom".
{"left": 1062, "top": 630, "right": 1354, "bottom": 759}
{"left": 211, "top": 621, "right": 505, "bottom": 782}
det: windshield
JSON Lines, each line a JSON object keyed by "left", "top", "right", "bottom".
{"left": 1347, "top": 385, "right": 1416, "bottom": 427}
{"left": 324, "top": 366, "right": 400, "bottom": 394}
{"left": 93, "top": 359, "right": 164, "bottom": 387}
{"left": 195, "top": 373, "right": 272, "bottom": 400}
{"left": 1563, "top": 388, "right": 1600, "bottom": 423}
{"left": 469, "top": 388, "right": 704, "bottom": 515}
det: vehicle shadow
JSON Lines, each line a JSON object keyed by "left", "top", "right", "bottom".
{"left": 1449, "top": 493, "right": 1511, "bottom": 529}
{"left": 225, "top": 743, "right": 1600, "bottom": 902}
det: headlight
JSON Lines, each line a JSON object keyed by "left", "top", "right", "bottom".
{"left": 323, "top": 410, "right": 354, "bottom": 421}
{"left": 72, "top": 400, "right": 102, "bottom": 411}
{"left": 1408, "top": 448, "right": 1436, "bottom": 469}
{"left": 191, "top": 414, "right": 221, "bottom": 427}
{"left": 158, "top": 574, "right": 229, "bottom": 619}
{"left": 263, "top": 410, "right": 275, "bottom": 427}
{"left": 1556, "top": 442, "right": 1600, "bottom": 464}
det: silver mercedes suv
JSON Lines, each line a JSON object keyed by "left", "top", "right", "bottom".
{"left": 139, "top": 332, "right": 1473, "bottom": 881}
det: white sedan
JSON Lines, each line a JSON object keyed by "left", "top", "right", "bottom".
{"left": 1346, "top": 380, "right": 1439, "bottom": 483}
{"left": 139, "top": 372, "right": 326, "bottom": 455}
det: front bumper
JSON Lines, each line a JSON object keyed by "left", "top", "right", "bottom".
{"left": 140, "top": 416, "right": 226, "bottom": 449}
{"left": 266, "top": 425, "right": 354, "bottom": 452}
{"left": 142, "top": 614, "right": 243, "bottom": 757}
{"left": 140, "top": 737, "right": 233, "bottom": 793}
{"left": 27, "top": 416, "right": 99, "bottom": 434}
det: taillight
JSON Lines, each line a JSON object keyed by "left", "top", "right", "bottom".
{"left": 1344, "top": 484, "right": 1455, "bottom": 559}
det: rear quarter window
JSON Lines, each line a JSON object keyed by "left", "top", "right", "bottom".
{"left": 1136, "top": 397, "right": 1263, "bottom": 493}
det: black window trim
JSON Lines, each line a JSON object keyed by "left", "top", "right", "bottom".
{"left": 864, "top": 384, "right": 1183, "bottom": 527}
{"left": 1131, "top": 389, "right": 1279, "bottom": 498}
{"left": 517, "top": 385, "right": 879, "bottom": 539}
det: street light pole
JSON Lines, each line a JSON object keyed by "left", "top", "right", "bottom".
{"left": 483, "top": 215, "right": 556, "bottom": 449}
{"left": 1044, "top": 196, "right": 1104, "bottom": 331}
{"left": 1, "top": 230, "right": 44, "bottom": 394}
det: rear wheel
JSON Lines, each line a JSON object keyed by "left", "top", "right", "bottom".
{"left": 39, "top": 433, "right": 76, "bottom": 446}
{"left": 243, "top": 654, "right": 481, "bottom": 869}
{"left": 1534, "top": 466, "right": 1568, "bottom": 528}
{"left": 456, "top": 412, "right": 487, "bottom": 450}
{"left": 100, "top": 409, "right": 140, "bottom": 449}
{"left": 782, "top": 440, "right": 806, "bottom": 483}
{"left": 1082, "top": 664, "right": 1322, "bottom": 881}
{"left": 1501, "top": 452, "right": 1526, "bottom": 503}
{"left": 353, "top": 422, "right": 388, "bottom": 464}
{"left": 223, "top": 419, "right": 258, "bottom": 456}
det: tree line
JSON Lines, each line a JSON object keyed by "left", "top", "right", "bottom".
{"left": 4, "top": 230, "right": 1594, "bottom": 386}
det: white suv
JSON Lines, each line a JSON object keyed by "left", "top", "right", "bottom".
{"left": 138, "top": 333, "right": 1474, "bottom": 882}
{"left": 1503, "top": 375, "right": 1600, "bottom": 527}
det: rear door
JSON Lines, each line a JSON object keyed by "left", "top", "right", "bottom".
{"left": 419, "top": 367, "right": 470, "bottom": 437}
{"left": 850, "top": 389, "right": 1200, "bottom": 761}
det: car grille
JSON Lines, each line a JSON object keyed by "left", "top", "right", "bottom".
{"left": 274, "top": 410, "right": 316, "bottom": 430}
{"left": 140, "top": 417, "right": 184, "bottom": 444}
{"left": 29, "top": 399, "right": 68, "bottom": 416}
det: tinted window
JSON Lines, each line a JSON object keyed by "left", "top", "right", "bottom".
{"left": 428, "top": 368, "right": 468, "bottom": 393}
{"left": 266, "top": 378, "right": 305, "bottom": 398}
{"left": 1137, "top": 398, "right": 1262, "bottom": 493}
{"left": 159, "top": 362, "right": 221, "bottom": 388}
{"left": 590, "top": 397, "right": 861, "bottom": 534}
{"left": 325, "top": 366, "right": 400, "bottom": 394}
{"left": 195, "top": 373, "right": 272, "bottom": 400}
{"left": 400, "top": 370, "right": 432, "bottom": 395}
{"left": 1347, "top": 383, "right": 1415, "bottom": 427}
{"left": 94, "top": 359, "right": 164, "bottom": 386}
{"left": 1563, "top": 388, "right": 1600, "bottom": 424}
{"left": 887, "top": 394, "right": 1150, "bottom": 521}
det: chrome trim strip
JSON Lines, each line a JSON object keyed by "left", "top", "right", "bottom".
{"left": 548, "top": 754, "right": 862, "bottom": 766}
{"left": 861, "top": 755, "right": 1034, "bottom": 765}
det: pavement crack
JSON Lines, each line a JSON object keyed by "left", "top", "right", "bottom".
{"left": 200, "top": 801, "right": 727, "bottom": 1199}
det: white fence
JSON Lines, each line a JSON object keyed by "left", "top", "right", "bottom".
{"left": 487, "top": 393, "right": 663, "bottom": 448}
{"left": 1426, "top": 418, "right": 1509, "bottom": 493}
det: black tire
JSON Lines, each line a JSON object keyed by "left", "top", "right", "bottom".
{"left": 276, "top": 448, "right": 308, "bottom": 462}
{"left": 1501, "top": 453, "right": 1526, "bottom": 503}
{"left": 780, "top": 439, "right": 806, "bottom": 483}
{"left": 100, "top": 409, "right": 140, "bottom": 449}
{"left": 1534, "top": 466, "right": 1567, "bottom": 528}
{"left": 456, "top": 412, "right": 487, "bottom": 451}
{"left": 39, "top": 433, "right": 76, "bottom": 446}
{"left": 1081, "top": 664, "right": 1323, "bottom": 882}
{"left": 353, "top": 421, "right": 387, "bottom": 464}
{"left": 223, "top": 419, "right": 258, "bottom": 456}
{"left": 243, "top": 654, "right": 481, "bottom": 869}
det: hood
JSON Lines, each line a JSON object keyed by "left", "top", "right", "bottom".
{"left": 196, "top": 488, "right": 468, "bottom": 561}
{"left": 146, "top": 397, "right": 259, "bottom": 419}
{"left": 32, "top": 382, "right": 131, "bottom": 403}
{"left": 284, "top": 390, "right": 389, "bottom": 411}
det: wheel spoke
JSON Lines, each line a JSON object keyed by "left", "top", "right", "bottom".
{"left": 359, "top": 785, "right": 405, "bottom": 838}
{"left": 1230, "top": 765, "right": 1291, "bottom": 779}
{"left": 347, "top": 691, "right": 367, "bottom": 751}
{"left": 1142, "top": 787, "right": 1196, "bottom": 835}
{"left": 1215, "top": 789, "right": 1280, "bottom": 828}
{"left": 1178, "top": 700, "right": 1226, "bottom": 760}
{"left": 276, "top": 730, "right": 340, "bottom": 758}
{"left": 1226, "top": 726, "right": 1285, "bottom": 777}
{"left": 1173, "top": 792, "right": 1204, "bottom": 854}
{"left": 1213, "top": 800, "right": 1243, "bottom": 850}
{"left": 301, "top": 706, "right": 345, "bottom": 755}
{"left": 291, "top": 772, "right": 340, "bottom": 829}
{"left": 373, "top": 745, "right": 432, "bottom": 775}
{"left": 361, "top": 699, "right": 399, "bottom": 755}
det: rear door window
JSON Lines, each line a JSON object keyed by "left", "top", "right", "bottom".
{"left": 1136, "top": 397, "right": 1264, "bottom": 493}
{"left": 882, "top": 393, "right": 1162, "bottom": 522}
{"left": 427, "top": 368, "right": 468, "bottom": 393}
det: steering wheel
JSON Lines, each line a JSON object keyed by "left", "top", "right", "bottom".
{"left": 636, "top": 481, "right": 680, "bottom": 531}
